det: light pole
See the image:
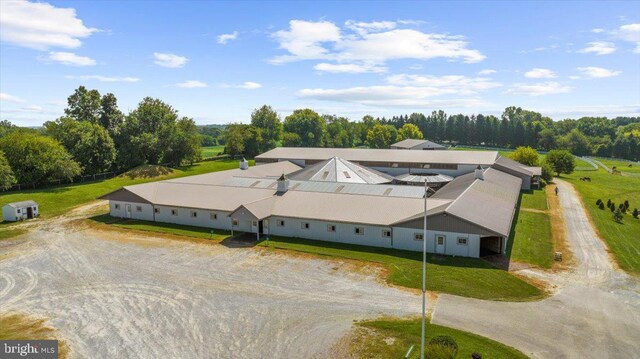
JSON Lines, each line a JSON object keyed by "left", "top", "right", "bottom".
{"left": 421, "top": 180, "right": 431, "bottom": 359}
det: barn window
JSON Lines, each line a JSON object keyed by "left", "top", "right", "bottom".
{"left": 210, "top": 213, "right": 217, "bottom": 220}
{"left": 154, "top": 208, "right": 160, "bottom": 214}
{"left": 17, "top": 209, "right": 21, "bottom": 214}
{"left": 301, "top": 222, "right": 310, "bottom": 230}
{"left": 457, "top": 237, "right": 468, "bottom": 246}
{"left": 191, "top": 211, "right": 198, "bottom": 218}
{"left": 277, "top": 220, "right": 285, "bottom": 227}
{"left": 171, "top": 209, "right": 178, "bottom": 216}
{"left": 327, "top": 224, "right": 336, "bottom": 232}
{"left": 136, "top": 206, "right": 142, "bottom": 212}
{"left": 253, "top": 221, "right": 258, "bottom": 226}
{"left": 414, "top": 233, "right": 424, "bottom": 241}
{"left": 354, "top": 227, "right": 364, "bottom": 235}
{"left": 382, "top": 230, "right": 391, "bottom": 238}
{"left": 232, "top": 218, "right": 239, "bottom": 226}
{"left": 114, "top": 204, "right": 120, "bottom": 210}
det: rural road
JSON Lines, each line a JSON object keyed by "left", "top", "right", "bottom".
{"left": 0, "top": 212, "right": 423, "bottom": 358}
{"left": 432, "top": 179, "right": 640, "bottom": 358}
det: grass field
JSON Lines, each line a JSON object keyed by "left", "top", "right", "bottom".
{"left": 201, "top": 145, "right": 225, "bottom": 158}
{"left": 520, "top": 189, "right": 548, "bottom": 210}
{"left": 594, "top": 158, "right": 640, "bottom": 174}
{"left": 507, "top": 211, "right": 554, "bottom": 268}
{"left": 0, "top": 159, "right": 252, "bottom": 227}
{"left": 259, "top": 236, "right": 543, "bottom": 301}
{"left": 563, "top": 168, "right": 640, "bottom": 275}
{"left": 90, "top": 214, "right": 230, "bottom": 241}
{"left": 350, "top": 318, "right": 527, "bottom": 359}
{"left": 0, "top": 313, "right": 69, "bottom": 358}
{"left": 0, "top": 228, "right": 27, "bottom": 240}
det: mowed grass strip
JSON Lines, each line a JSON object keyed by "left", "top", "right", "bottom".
{"left": 0, "top": 159, "right": 251, "bottom": 227}
{"left": 0, "top": 313, "right": 69, "bottom": 359}
{"left": 520, "top": 188, "right": 548, "bottom": 210}
{"left": 350, "top": 318, "right": 528, "bottom": 359}
{"left": 0, "top": 228, "right": 27, "bottom": 240}
{"left": 260, "top": 236, "right": 544, "bottom": 301}
{"left": 89, "top": 214, "right": 230, "bottom": 241}
{"left": 507, "top": 211, "right": 554, "bottom": 268}
{"left": 563, "top": 168, "right": 640, "bottom": 275}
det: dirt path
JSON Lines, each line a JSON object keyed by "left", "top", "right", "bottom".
{"left": 0, "top": 204, "right": 423, "bottom": 359}
{"left": 432, "top": 179, "right": 640, "bottom": 358}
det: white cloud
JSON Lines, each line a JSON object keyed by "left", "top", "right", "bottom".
{"left": 569, "top": 75, "right": 581, "bottom": 80}
{"left": 591, "top": 28, "right": 605, "bottom": 33}
{"left": 217, "top": 31, "right": 238, "bottom": 44}
{"left": 314, "top": 62, "right": 386, "bottom": 73}
{"left": 579, "top": 41, "right": 616, "bottom": 55}
{"left": 48, "top": 51, "right": 95, "bottom": 66}
{"left": 344, "top": 20, "right": 396, "bottom": 35}
{"left": 176, "top": 80, "right": 208, "bottom": 88}
{"left": 524, "top": 68, "right": 557, "bottom": 79}
{"left": 507, "top": 82, "right": 572, "bottom": 96}
{"left": 0, "top": 0, "right": 97, "bottom": 50}
{"left": 478, "top": 69, "right": 496, "bottom": 75}
{"left": 0, "top": 92, "right": 25, "bottom": 103}
{"left": 576, "top": 66, "right": 621, "bottom": 78}
{"left": 297, "top": 73, "right": 498, "bottom": 107}
{"left": 270, "top": 19, "right": 485, "bottom": 67}
{"left": 615, "top": 23, "right": 640, "bottom": 53}
{"left": 237, "top": 81, "right": 262, "bottom": 89}
{"left": 67, "top": 75, "right": 140, "bottom": 82}
{"left": 153, "top": 52, "right": 188, "bottom": 68}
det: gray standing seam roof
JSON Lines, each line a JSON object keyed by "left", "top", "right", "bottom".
{"left": 4, "top": 200, "right": 38, "bottom": 208}
{"left": 288, "top": 156, "right": 394, "bottom": 184}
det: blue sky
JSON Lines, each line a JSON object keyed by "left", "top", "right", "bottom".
{"left": 1, "top": 0, "right": 639, "bottom": 126}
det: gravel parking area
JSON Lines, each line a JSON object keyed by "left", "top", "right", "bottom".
{"left": 0, "top": 219, "right": 422, "bottom": 358}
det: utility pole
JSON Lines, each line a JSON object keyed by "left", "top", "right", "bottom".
{"left": 421, "top": 180, "right": 428, "bottom": 359}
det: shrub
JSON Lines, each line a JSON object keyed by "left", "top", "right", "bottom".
{"left": 596, "top": 199, "right": 602, "bottom": 206}
{"left": 424, "top": 344, "right": 457, "bottom": 359}
{"left": 613, "top": 208, "right": 624, "bottom": 223}
{"left": 472, "top": 354, "right": 483, "bottom": 359}
{"left": 624, "top": 200, "right": 630, "bottom": 210}
{"left": 610, "top": 204, "right": 616, "bottom": 212}
{"left": 607, "top": 199, "right": 612, "bottom": 208}
{"left": 599, "top": 202, "right": 605, "bottom": 210}
{"left": 429, "top": 336, "right": 459, "bottom": 352}
{"left": 633, "top": 208, "right": 638, "bottom": 219}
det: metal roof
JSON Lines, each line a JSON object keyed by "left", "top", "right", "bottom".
{"left": 288, "top": 157, "right": 394, "bottom": 184}
{"left": 256, "top": 147, "right": 499, "bottom": 165}
{"left": 492, "top": 156, "right": 534, "bottom": 177}
{"left": 3, "top": 200, "right": 38, "bottom": 208}
{"left": 395, "top": 173, "right": 454, "bottom": 184}
{"left": 391, "top": 139, "right": 446, "bottom": 149}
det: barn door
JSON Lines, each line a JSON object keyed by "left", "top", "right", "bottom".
{"left": 436, "top": 235, "right": 446, "bottom": 254}
{"left": 125, "top": 204, "right": 132, "bottom": 219}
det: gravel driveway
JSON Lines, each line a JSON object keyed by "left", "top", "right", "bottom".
{"left": 432, "top": 179, "right": 640, "bottom": 358}
{"left": 0, "top": 218, "right": 422, "bottom": 358}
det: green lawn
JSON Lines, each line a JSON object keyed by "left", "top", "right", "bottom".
{"left": 89, "top": 214, "right": 230, "bottom": 241}
{"left": 507, "top": 211, "right": 554, "bottom": 268}
{"left": 520, "top": 189, "right": 548, "bottom": 210}
{"left": 0, "top": 228, "right": 27, "bottom": 240}
{"left": 563, "top": 168, "right": 640, "bottom": 275}
{"left": 353, "top": 318, "right": 527, "bottom": 359}
{"left": 260, "top": 236, "right": 543, "bottom": 301}
{"left": 0, "top": 159, "right": 252, "bottom": 227}
{"left": 201, "top": 145, "right": 225, "bottom": 158}
{"left": 594, "top": 158, "right": 640, "bottom": 174}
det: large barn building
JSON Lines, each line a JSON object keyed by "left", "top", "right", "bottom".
{"left": 101, "top": 149, "right": 539, "bottom": 258}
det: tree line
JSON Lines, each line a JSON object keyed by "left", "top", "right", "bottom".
{"left": 223, "top": 105, "right": 640, "bottom": 161}
{"left": 0, "top": 86, "right": 200, "bottom": 189}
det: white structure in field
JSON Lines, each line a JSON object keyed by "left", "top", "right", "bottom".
{"left": 102, "top": 149, "right": 540, "bottom": 258}
{"left": 2, "top": 200, "right": 39, "bottom": 222}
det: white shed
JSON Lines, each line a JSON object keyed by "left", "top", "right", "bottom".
{"left": 2, "top": 200, "right": 39, "bottom": 222}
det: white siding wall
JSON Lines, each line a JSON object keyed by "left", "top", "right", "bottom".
{"left": 269, "top": 217, "right": 393, "bottom": 248}
{"left": 109, "top": 201, "right": 153, "bottom": 221}
{"left": 154, "top": 205, "right": 233, "bottom": 230}
{"left": 392, "top": 227, "right": 480, "bottom": 258}
{"left": 2, "top": 206, "right": 16, "bottom": 222}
